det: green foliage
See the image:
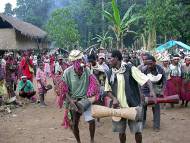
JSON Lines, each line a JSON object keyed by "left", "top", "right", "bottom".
{"left": 92, "top": 31, "right": 113, "bottom": 49}
{"left": 138, "top": 0, "right": 190, "bottom": 49}
{"left": 46, "top": 8, "right": 80, "bottom": 50}
{"left": 104, "top": 0, "right": 141, "bottom": 49}
{"left": 143, "top": 0, "right": 180, "bottom": 37}
{"left": 67, "top": 0, "right": 106, "bottom": 48}
{"left": 4, "top": 3, "right": 14, "bottom": 16}
{"left": 12, "top": 0, "right": 190, "bottom": 49}
{"left": 15, "top": 0, "right": 53, "bottom": 28}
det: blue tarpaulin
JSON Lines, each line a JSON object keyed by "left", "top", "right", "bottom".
{"left": 156, "top": 40, "right": 190, "bottom": 52}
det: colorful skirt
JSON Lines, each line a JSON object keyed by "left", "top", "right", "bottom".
{"left": 181, "top": 79, "right": 190, "bottom": 101}
{"left": 164, "top": 76, "right": 182, "bottom": 99}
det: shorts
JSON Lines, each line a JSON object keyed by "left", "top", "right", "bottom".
{"left": 70, "top": 104, "right": 94, "bottom": 123}
{"left": 112, "top": 118, "right": 143, "bottom": 134}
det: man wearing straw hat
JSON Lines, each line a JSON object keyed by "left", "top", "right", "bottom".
{"left": 104, "top": 50, "right": 156, "bottom": 143}
{"left": 57, "top": 50, "right": 100, "bottom": 143}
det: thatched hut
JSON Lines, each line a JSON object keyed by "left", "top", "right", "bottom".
{"left": 0, "top": 13, "right": 48, "bottom": 51}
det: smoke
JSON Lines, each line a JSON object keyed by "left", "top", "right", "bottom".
{"left": 48, "top": 0, "right": 71, "bottom": 16}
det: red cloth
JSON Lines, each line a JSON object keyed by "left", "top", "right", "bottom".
{"left": 54, "top": 75, "right": 69, "bottom": 108}
{"left": 50, "top": 56, "right": 55, "bottom": 65}
{"left": 61, "top": 109, "right": 70, "bottom": 129}
{"left": 19, "top": 57, "right": 33, "bottom": 81}
{"left": 164, "top": 76, "right": 182, "bottom": 99}
{"left": 87, "top": 74, "right": 100, "bottom": 101}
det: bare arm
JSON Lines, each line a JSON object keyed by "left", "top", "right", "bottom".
{"left": 106, "top": 91, "right": 120, "bottom": 108}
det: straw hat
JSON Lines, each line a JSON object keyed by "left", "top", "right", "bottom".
{"left": 69, "top": 50, "right": 83, "bottom": 62}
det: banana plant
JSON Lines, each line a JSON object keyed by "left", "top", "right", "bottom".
{"left": 92, "top": 31, "right": 113, "bottom": 49}
{"left": 104, "top": 0, "right": 142, "bottom": 49}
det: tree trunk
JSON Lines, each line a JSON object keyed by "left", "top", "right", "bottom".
{"left": 147, "top": 26, "right": 157, "bottom": 50}
{"left": 152, "top": 27, "right": 157, "bottom": 49}
{"left": 116, "top": 38, "right": 120, "bottom": 50}
{"left": 147, "top": 32, "right": 151, "bottom": 50}
{"left": 121, "top": 37, "right": 124, "bottom": 50}
{"left": 101, "top": 0, "right": 105, "bottom": 35}
{"left": 142, "top": 34, "right": 147, "bottom": 50}
{"left": 164, "top": 35, "right": 167, "bottom": 43}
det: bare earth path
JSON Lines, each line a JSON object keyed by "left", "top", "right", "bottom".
{"left": 0, "top": 86, "right": 190, "bottom": 143}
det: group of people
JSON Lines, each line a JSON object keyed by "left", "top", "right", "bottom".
{"left": 0, "top": 51, "right": 52, "bottom": 107}
{"left": 54, "top": 49, "right": 190, "bottom": 143}
{"left": 0, "top": 48, "right": 190, "bottom": 143}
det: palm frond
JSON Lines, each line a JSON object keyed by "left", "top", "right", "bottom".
{"left": 112, "top": 0, "right": 121, "bottom": 26}
{"left": 103, "top": 11, "right": 115, "bottom": 24}
{"left": 124, "top": 15, "right": 142, "bottom": 28}
{"left": 121, "top": 4, "right": 136, "bottom": 25}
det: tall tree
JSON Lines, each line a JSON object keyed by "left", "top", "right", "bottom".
{"left": 139, "top": 0, "right": 187, "bottom": 50}
{"left": 72, "top": 0, "right": 105, "bottom": 48}
{"left": 46, "top": 8, "right": 80, "bottom": 50}
{"left": 4, "top": 3, "right": 14, "bottom": 16}
{"left": 15, "top": 0, "right": 53, "bottom": 28}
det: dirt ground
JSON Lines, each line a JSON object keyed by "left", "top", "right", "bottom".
{"left": 0, "top": 80, "right": 190, "bottom": 143}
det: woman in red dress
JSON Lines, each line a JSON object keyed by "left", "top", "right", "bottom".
{"left": 19, "top": 52, "right": 34, "bottom": 82}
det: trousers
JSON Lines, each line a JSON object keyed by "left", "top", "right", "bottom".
{"left": 143, "top": 103, "right": 160, "bottom": 129}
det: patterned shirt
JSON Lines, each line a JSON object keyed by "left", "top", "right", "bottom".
{"left": 36, "top": 68, "right": 47, "bottom": 89}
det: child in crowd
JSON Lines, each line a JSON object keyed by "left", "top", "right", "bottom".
{"left": 36, "top": 62, "right": 48, "bottom": 107}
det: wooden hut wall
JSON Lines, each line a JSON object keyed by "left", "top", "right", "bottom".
{"left": 38, "top": 40, "right": 48, "bottom": 49}
{"left": 0, "top": 28, "right": 17, "bottom": 50}
{"left": 15, "top": 31, "right": 38, "bottom": 50}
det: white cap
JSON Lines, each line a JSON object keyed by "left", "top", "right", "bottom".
{"left": 21, "top": 76, "right": 27, "bottom": 79}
